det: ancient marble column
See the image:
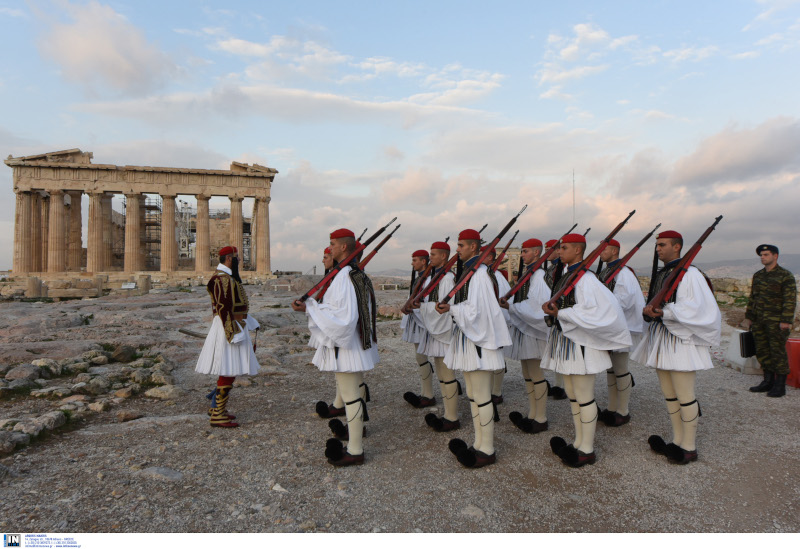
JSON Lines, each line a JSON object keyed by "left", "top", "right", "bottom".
{"left": 139, "top": 198, "right": 147, "bottom": 270}
{"left": 47, "top": 190, "right": 67, "bottom": 273}
{"left": 160, "top": 195, "right": 177, "bottom": 272}
{"left": 40, "top": 195, "right": 50, "bottom": 272}
{"left": 87, "top": 192, "right": 105, "bottom": 273}
{"left": 251, "top": 199, "right": 259, "bottom": 269}
{"left": 229, "top": 197, "right": 244, "bottom": 258}
{"left": 31, "top": 193, "right": 42, "bottom": 272}
{"left": 195, "top": 195, "right": 210, "bottom": 271}
{"left": 13, "top": 191, "right": 33, "bottom": 274}
{"left": 255, "top": 197, "right": 270, "bottom": 274}
{"left": 124, "top": 194, "right": 142, "bottom": 272}
{"left": 102, "top": 194, "right": 113, "bottom": 270}
{"left": 67, "top": 191, "right": 83, "bottom": 271}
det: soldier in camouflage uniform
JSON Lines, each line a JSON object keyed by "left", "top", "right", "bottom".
{"left": 744, "top": 244, "right": 797, "bottom": 398}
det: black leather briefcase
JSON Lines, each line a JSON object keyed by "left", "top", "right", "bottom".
{"left": 740, "top": 330, "right": 756, "bottom": 358}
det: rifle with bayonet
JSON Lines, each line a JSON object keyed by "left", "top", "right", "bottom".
{"left": 643, "top": 215, "right": 723, "bottom": 320}
{"left": 543, "top": 211, "right": 636, "bottom": 314}
{"left": 599, "top": 223, "right": 661, "bottom": 287}
{"left": 502, "top": 223, "right": 578, "bottom": 300}
{"left": 490, "top": 230, "right": 518, "bottom": 273}
{"left": 298, "top": 217, "right": 397, "bottom": 303}
{"left": 436, "top": 206, "right": 527, "bottom": 306}
{"left": 359, "top": 224, "right": 401, "bottom": 269}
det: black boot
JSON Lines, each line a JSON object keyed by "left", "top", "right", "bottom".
{"left": 750, "top": 371, "right": 774, "bottom": 393}
{"left": 767, "top": 374, "right": 786, "bottom": 398}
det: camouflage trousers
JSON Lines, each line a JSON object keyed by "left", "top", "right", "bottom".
{"left": 752, "top": 321, "right": 790, "bottom": 375}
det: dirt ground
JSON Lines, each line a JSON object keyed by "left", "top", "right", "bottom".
{"left": 0, "top": 287, "right": 798, "bottom": 533}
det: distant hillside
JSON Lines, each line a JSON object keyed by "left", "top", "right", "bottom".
{"left": 630, "top": 254, "right": 800, "bottom": 279}
{"left": 367, "top": 268, "right": 413, "bottom": 278}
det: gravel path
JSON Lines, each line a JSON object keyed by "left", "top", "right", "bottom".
{"left": 1, "top": 288, "right": 798, "bottom": 533}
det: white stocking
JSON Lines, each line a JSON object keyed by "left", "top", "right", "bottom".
{"left": 671, "top": 371, "right": 699, "bottom": 452}
{"left": 463, "top": 372, "right": 481, "bottom": 451}
{"left": 492, "top": 362, "right": 506, "bottom": 397}
{"left": 336, "top": 372, "right": 365, "bottom": 456}
{"left": 605, "top": 369, "right": 617, "bottom": 412}
{"left": 521, "top": 358, "right": 547, "bottom": 422}
{"left": 611, "top": 352, "right": 632, "bottom": 416}
{"left": 563, "top": 375, "right": 582, "bottom": 450}
{"left": 571, "top": 374, "right": 597, "bottom": 454}
{"left": 656, "top": 369, "right": 682, "bottom": 447}
{"left": 416, "top": 352, "right": 434, "bottom": 398}
{"left": 434, "top": 357, "right": 459, "bottom": 422}
{"left": 471, "top": 370, "right": 495, "bottom": 455}
{"left": 333, "top": 377, "right": 344, "bottom": 408}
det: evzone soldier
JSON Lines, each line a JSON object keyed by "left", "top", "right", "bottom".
{"left": 543, "top": 239, "right": 568, "bottom": 400}
{"left": 481, "top": 246, "right": 511, "bottom": 407}
{"left": 436, "top": 229, "right": 511, "bottom": 468}
{"left": 596, "top": 239, "right": 646, "bottom": 426}
{"left": 414, "top": 241, "right": 462, "bottom": 432}
{"left": 632, "top": 230, "right": 721, "bottom": 465}
{"left": 500, "top": 238, "right": 551, "bottom": 433}
{"left": 401, "top": 249, "right": 438, "bottom": 408}
{"left": 313, "top": 247, "right": 346, "bottom": 419}
{"left": 195, "top": 246, "right": 261, "bottom": 428}
{"left": 542, "top": 234, "right": 631, "bottom": 467}
{"left": 292, "top": 228, "right": 378, "bottom": 466}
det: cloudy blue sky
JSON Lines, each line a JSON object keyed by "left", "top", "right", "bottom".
{"left": 2, "top": 0, "right": 799, "bottom": 272}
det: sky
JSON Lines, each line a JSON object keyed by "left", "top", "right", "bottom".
{"left": 2, "top": 0, "right": 800, "bottom": 273}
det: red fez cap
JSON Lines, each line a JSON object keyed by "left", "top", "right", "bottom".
{"left": 561, "top": 233, "right": 585, "bottom": 244}
{"left": 608, "top": 239, "right": 620, "bottom": 248}
{"left": 324, "top": 247, "right": 331, "bottom": 255}
{"left": 330, "top": 228, "right": 355, "bottom": 239}
{"left": 480, "top": 245, "right": 496, "bottom": 254}
{"left": 459, "top": 229, "right": 481, "bottom": 241}
{"left": 431, "top": 241, "right": 450, "bottom": 252}
{"left": 219, "top": 246, "right": 237, "bottom": 256}
{"left": 545, "top": 239, "right": 558, "bottom": 248}
{"left": 658, "top": 230, "right": 682, "bottom": 239}
{"left": 522, "top": 238, "right": 542, "bottom": 249}
{"left": 412, "top": 249, "right": 429, "bottom": 258}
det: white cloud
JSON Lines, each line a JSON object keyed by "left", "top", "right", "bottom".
{"left": 0, "top": 7, "right": 27, "bottom": 17}
{"left": 538, "top": 63, "right": 609, "bottom": 84}
{"left": 35, "top": 0, "right": 177, "bottom": 97}
{"left": 731, "top": 50, "right": 760, "bottom": 59}
{"left": 663, "top": 45, "right": 719, "bottom": 63}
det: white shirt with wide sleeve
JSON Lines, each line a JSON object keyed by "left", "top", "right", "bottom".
{"left": 444, "top": 264, "right": 512, "bottom": 372}
{"left": 506, "top": 268, "right": 550, "bottom": 360}
{"left": 608, "top": 266, "right": 646, "bottom": 352}
{"left": 305, "top": 266, "right": 379, "bottom": 373}
{"left": 631, "top": 266, "right": 721, "bottom": 371}
{"left": 541, "top": 270, "right": 632, "bottom": 375}
{"left": 417, "top": 271, "right": 456, "bottom": 357}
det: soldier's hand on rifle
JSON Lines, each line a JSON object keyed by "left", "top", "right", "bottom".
{"left": 291, "top": 300, "right": 306, "bottom": 312}
{"left": 435, "top": 303, "right": 450, "bottom": 315}
{"left": 741, "top": 319, "right": 753, "bottom": 330}
{"left": 411, "top": 298, "right": 422, "bottom": 310}
{"left": 643, "top": 304, "right": 663, "bottom": 318}
{"left": 780, "top": 322, "right": 791, "bottom": 330}
{"left": 542, "top": 301, "right": 559, "bottom": 317}
{"left": 499, "top": 297, "right": 509, "bottom": 310}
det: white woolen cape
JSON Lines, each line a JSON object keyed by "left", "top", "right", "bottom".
{"left": 305, "top": 266, "right": 379, "bottom": 373}
{"left": 541, "top": 271, "right": 632, "bottom": 375}
{"left": 417, "top": 271, "right": 456, "bottom": 357}
{"left": 630, "top": 266, "right": 721, "bottom": 371}
{"left": 506, "top": 269, "right": 550, "bottom": 360}
{"left": 444, "top": 265, "right": 511, "bottom": 372}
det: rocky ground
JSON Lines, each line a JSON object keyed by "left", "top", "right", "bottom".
{"left": 0, "top": 286, "right": 798, "bottom": 533}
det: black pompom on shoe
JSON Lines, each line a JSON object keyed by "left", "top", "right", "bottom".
{"left": 598, "top": 408, "right": 613, "bottom": 425}
{"left": 324, "top": 438, "right": 344, "bottom": 461}
{"left": 449, "top": 438, "right": 468, "bottom": 456}
{"left": 648, "top": 435, "right": 668, "bottom": 455}
{"left": 316, "top": 401, "right": 330, "bottom": 417}
{"left": 329, "top": 419, "right": 348, "bottom": 439}
{"left": 550, "top": 436, "right": 568, "bottom": 456}
{"left": 456, "top": 447, "right": 477, "bottom": 467}
{"left": 549, "top": 386, "right": 568, "bottom": 400}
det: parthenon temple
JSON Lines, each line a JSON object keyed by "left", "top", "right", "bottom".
{"left": 6, "top": 149, "right": 278, "bottom": 276}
